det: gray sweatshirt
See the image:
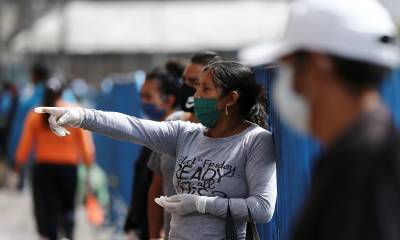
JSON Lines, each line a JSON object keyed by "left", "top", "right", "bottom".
{"left": 81, "top": 109, "right": 277, "bottom": 240}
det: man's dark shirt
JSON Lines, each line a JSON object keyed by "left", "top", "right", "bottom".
{"left": 293, "top": 106, "right": 400, "bottom": 240}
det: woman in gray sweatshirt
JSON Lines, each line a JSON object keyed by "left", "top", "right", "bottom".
{"left": 36, "top": 61, "right": 277, "bottom": 240}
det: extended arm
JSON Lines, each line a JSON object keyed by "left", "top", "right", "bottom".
{"left": 35, "top": 107, "right": 183, "bottom": 157}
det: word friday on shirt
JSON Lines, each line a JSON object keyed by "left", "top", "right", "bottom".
{"left": 175, "top": 155, "right": 237, "bottom": 197}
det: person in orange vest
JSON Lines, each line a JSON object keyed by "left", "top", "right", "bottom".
{"left": 15, "top": 78, "right": 94, "bottom": 240}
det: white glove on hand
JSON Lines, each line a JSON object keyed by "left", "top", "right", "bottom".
{"left": 154, "top": 194, "right": 210, "bottom": 216}
{"left": 35, "top": 107, "right": 84, "bottom": 137}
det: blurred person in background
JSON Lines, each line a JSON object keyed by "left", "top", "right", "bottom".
{"left": 7, "top": 62, "right": 76, "bottom": 190}
{"left": 7, "top": 62, "right": 49, "bottom": 177}
{"left": 7, "top": 62, "right": 49, "bottom": 174}
{"left": 7, "top": 62, "right": 49, "bottom": 190}
{"left": 36, "top": 61, "right": 277, "bottom": 239}
{"left": 147, "top": 52, "right": 223, "bottom": 239}
{"left": 263, "top": 0, "right": 400, "bottom": 239}
{"left": 15, "top": 78, "right": 95, "bottom": 240}
{"left": 0, "top": 82, "right": 19, "bottom": 156}
{"left": 124, "top": 60, "right": 184, "bottom": 240}
{"left": 0, "top": 82, "right": 19, "bottom": 186}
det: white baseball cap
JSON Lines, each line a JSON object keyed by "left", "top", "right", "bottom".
{"left": 239, "top": 0, "right": 400, "bottom": 68}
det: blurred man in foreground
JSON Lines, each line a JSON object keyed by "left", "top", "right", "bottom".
{"left": 252, "top": 0, "right": 400, "bottom": 239}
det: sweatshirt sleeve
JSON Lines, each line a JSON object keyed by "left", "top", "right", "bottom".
{"left": 205, "top": 130, "right": 277, "bottom": 223}
{"left": 80, "top": 109, "right": 182, "bottom": 157}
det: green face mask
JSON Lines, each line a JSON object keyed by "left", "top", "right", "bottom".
{"left": 194, "top": 98, "right": 220, "bottom": 128}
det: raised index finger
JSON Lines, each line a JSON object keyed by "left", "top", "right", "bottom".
{"left": 34, "top": 107, "right": 64, "bottom": 117}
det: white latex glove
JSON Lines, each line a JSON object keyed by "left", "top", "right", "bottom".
{"left": 35, "top": 107, "right": 84, "bottom": 137}
{"left": 154, "top": 194, "right": 210, "bottom": 216}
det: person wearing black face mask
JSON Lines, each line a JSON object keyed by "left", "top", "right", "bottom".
{"left": 178, "top": 52, "right": 224, "bottom": 122}
{"left": 147, "top": 52, "right": 223, "bottom": 239}
{"left": 124, "top": 61, "right": 183, "bottom": 240}
{"left": 179, "top": 83, "right": 196, "bottom": 113}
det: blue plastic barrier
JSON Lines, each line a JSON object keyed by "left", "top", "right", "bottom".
{"left": 94, "top": 75, "right": 143, "bottom": 226}
{"left": 254, "top": 67, "right": 400, "bottom": 240}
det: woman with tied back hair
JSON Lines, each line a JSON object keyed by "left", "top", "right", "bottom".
{"left": 15, "top": 78, "right": 94, "bottom": 240}
{"left": 36, "top": 61, "right": 277, "bottom": 239}
{"left": 124, "top": 60, "right": 184, "bottom": 240}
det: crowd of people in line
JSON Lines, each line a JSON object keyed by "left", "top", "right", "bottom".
{"left": 1, "top": 0, "right": 400, "bottom": 240}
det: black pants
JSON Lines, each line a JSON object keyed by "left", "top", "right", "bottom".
{"left": 32, "top": 163, "right": 77, "bottom": 240}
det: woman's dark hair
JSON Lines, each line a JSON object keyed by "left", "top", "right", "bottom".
{"left": 204, "top": 61, "right": 267, "bottom": 128}
{"left": 146, "top": 60, "right": 184, "bottom": 107}
{"left": 293, "top": 50, "right": 390, "bottom": 94}
{"left": 42, "top": 78, "right": 64, "bottom": 125}
{"left": 190, "top": 52, "right": 224, "bottom": 66}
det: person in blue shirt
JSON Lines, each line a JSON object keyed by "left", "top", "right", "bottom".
{"left": 0, "top": 82, "right": 19, "bottom": 159}
{"left": 7, "top": 63, "right": 49, "bottom": 169}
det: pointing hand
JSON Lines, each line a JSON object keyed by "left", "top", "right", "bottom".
{"left": 34, "top": 107, "right": 84, "bottom": 137}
